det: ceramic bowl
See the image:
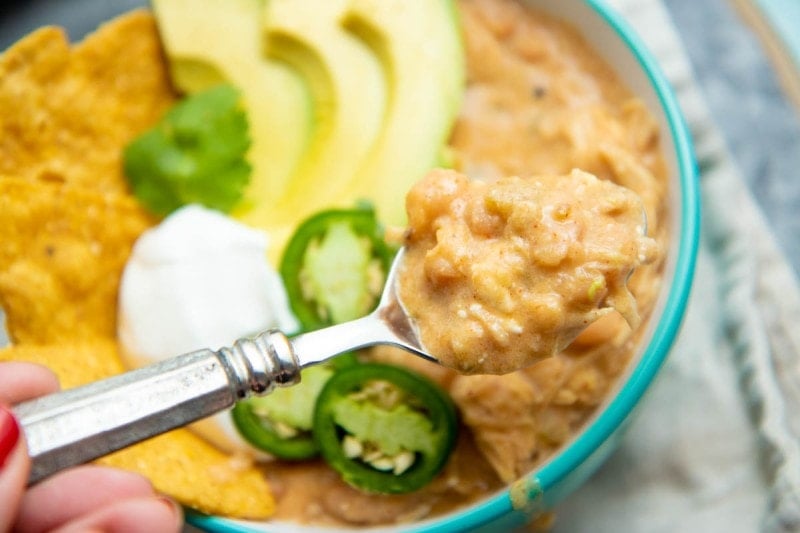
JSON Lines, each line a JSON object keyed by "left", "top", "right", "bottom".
{"left": 192, "top": 0, "right": 699, "bottom": 531}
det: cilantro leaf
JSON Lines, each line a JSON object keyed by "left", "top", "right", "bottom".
{"left": 123, "top": 84, "right": 251, "bottom": 216}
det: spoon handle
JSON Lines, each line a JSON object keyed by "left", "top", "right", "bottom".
{"left": 290, "top": 315, "right": 387, "bottom": 367}
{"left": 14, "top": 330, "right": 300, "bottom": 485}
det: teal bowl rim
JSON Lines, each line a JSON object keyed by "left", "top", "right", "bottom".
{"left": 190, "top": 0, "right": 700, "bottom": 530}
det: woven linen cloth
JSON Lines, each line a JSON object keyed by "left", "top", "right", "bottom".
{"left": 553, "top": 0, "right": 800, "bottom": 531}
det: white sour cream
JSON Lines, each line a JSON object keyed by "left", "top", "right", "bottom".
{"left": 118, "top": 204, "right": 299, "bottom": 455}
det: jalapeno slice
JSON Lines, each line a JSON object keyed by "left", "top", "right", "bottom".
{"left": 279, "top": 206, "right": 396, "bottom": 331}
{"left": 231, "top": 353, "right": 357, "bottom": 460}
{"left": 313, "top": 363, "right": 458, "bottom": 494}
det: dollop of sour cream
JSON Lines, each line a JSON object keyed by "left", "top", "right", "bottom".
{"left": 118, "top": 204, "right": 299, "bottom": 363}
{"left": 118, "top": 204, "right": 299, "bottom": 455}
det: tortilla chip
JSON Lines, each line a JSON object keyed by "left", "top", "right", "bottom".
{"left": 100, "top": 431, "right": 276, "bottom": 519}
{"left": 0, "top": 341, "right": 275, "bottom": 519}
{"left": 0, "top": 338, "right": 124, "bottom": 386}
{"left": 0, "top": 10, "right": 276, "bottom": 521}
{"left": 0, "top": 10, "right": 176, "bottom": 194}
{"left": 0, "top": 176, "right": 154, "bottom": 344}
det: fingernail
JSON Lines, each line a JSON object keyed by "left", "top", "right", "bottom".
{"left": 0, "top": 405, "right": 21, "bottom": 468}
{"left": 157, "top": 496, "right": 183, "bottom": 519}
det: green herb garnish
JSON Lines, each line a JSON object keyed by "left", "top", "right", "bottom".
{"left": 123, "top": 84, "right": 251, "bottom": 216}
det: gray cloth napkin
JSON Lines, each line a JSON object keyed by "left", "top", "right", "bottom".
{"left": 554, "top": 0, "right": 800, "bottom": 532}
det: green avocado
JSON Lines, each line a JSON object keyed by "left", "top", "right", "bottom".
{"left": 151, "top": 0, "right": 465, "bottom": 261}
{"left": 263, "top": 0, "right": 386, "bottom": 223}
{"left": 150, "top": 0, "right": 312, "bottom": 229}
{"left": 341, "top": 0, "right": 466, "bottom": 226}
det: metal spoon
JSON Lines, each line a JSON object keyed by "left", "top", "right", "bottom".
{"left": 14, "top": 248, "right": 430, "bottom": 484}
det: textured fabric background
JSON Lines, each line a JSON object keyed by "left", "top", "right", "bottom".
{"left": 664, "top": 0, "right": 800, "bottom": 277}
{"left": 553, "top": 1, "right": 800, "bottom": 532}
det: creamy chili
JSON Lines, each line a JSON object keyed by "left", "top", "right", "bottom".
{"left": 398, "top": 168, "right": 658, "bottom": 375}
{"left": 268, "top": 0, "right": 669, "bottom": 525}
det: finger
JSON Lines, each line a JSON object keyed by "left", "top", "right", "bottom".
{"left": 16, "top": 465, "right": 157, "bottom": 533}
{"left": 51, "top": 496, "right": 183, "bottom": 533}
{"left": 0, "top": 405, "right": 28, "bottom": 531}
{"left": 0, "top": 362, "right": 60, "bottom": 404}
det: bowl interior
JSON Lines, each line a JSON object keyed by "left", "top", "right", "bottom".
{"left": 193, "top": 0, "right": 700, "bottom": 531}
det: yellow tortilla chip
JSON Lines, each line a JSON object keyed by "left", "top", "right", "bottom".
{"left": 100, "top": 432, "right": 276, "bottom": 519}
{"left": 0, "top": 13, "right": 278, "bottom": 518}
{"left": 0, "top": 341, "right": 275, "bottom": 519}
{"left": 0, "top": 9, "right": 276, "bottom": 521}
{"left": 0, "top": 10, "right": 176, "bottom": 194}
{"left": 0, "top": 176, "right": 154, "bottom": 344}
{"left": 0, "top": 338, "right": 124, "bottom": 387}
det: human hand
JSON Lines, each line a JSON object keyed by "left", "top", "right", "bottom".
{"left": 0, "top": 361, "right": 183, "bottom": 533}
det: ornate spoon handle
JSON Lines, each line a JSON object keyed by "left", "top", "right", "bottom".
{"left": 15, "top": 330, "right": 299, "bottom": 485}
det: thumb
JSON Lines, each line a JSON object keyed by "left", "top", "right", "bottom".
{"left": 0, "top": 404, "right": 28, "bottom": 532}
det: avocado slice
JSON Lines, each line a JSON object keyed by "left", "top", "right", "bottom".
{"left": 263, "top": 0, "right": 386, "bottom": 224}
{"left": 151, "top": 0, "right": 312, "bottom": 230}
{"left": 341, "top": 0, "right": 466, "bottom": 226}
